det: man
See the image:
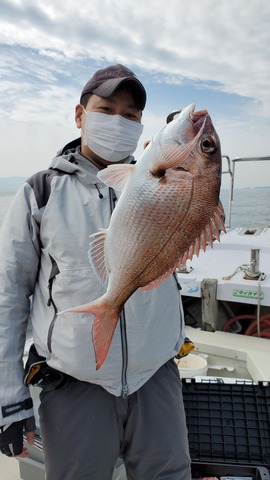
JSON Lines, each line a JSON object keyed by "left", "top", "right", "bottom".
{"left": 0, "top": 64, "right": 192, "bottom": 479}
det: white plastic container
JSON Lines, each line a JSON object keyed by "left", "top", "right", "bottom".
{"left": 176, "top": 354, "right": 208, "bottom": 378}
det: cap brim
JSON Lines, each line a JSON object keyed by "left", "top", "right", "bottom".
{"left": 92, "top": 77, "right": 146, "bottom": 110}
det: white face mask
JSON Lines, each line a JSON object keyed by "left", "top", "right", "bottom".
{"left": 82, "top": 111, "right": 144, "bottom": 162}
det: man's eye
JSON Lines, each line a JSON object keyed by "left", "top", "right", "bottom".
{"left": 126, "top": 113, "right": 137, "bottom": 120}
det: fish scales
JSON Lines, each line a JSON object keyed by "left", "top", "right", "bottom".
{"left": 61, "top": 103, "right": 225, "bottom": 369}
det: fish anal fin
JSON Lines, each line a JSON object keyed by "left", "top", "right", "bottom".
{"left": 97, "top": 164, "right": 135, "bottom": 191}
{"left": 140, "top": 266, "right": 176, "bottom": 291}
{"left": 58, "top": 301, "right": 97, "bottom": 315}
{"left": 88, "top": 229, "right": 109, "bottom": 286}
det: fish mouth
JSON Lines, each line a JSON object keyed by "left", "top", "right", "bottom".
{"left": 189, "top": 107, "right": 215, "bottom": 142}
{"left": 176, "top": 104, "right": 210, "bottom": 138}
{"left": 180, "top": 104, "right": 208, "bottom": 124}
{"left": 190, "top": 109, "right": 208, "bottom": 122}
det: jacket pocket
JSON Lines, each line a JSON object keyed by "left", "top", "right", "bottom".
{"left": 44, "top": 265, "right": 104, "bottom": 378}
{"left": 46, "top": 255, "right": 60, "bottom": 353}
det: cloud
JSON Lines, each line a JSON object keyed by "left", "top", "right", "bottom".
{"left": 0, "top": 0, "right": 269, "bottom": 185}
{"left": 1, "top": 0, "right": 269, "bottom": 111}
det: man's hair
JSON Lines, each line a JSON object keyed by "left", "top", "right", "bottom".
{"left": 80, "top": 93, "right": 92, "bottom": 108}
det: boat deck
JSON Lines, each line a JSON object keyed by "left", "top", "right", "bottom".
{"left": 177, "top": 226, "right": 270, "bottom": 307}
{"left": 0, "top": 455, "right": 20, "bottom": 480}
{"left": 185, "top": 325, "right": 270, "bottom": 382}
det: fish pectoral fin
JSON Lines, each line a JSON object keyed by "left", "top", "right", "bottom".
{"left": 97, "top": 164, "right": 135, "bottom": 191}
{"left": 92, "top": 308, "right": 119, "bottom": 370}
{"left": 88, "top": 229, "right": 109, "bottom": 286}
{"left": 140, "top": 266, "right": 176, "bottom": 291}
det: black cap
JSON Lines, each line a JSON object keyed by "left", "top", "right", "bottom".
{"left": 166, "top": 110, "right": 182, "bottom": 124}
{"left": 80, "top": 64, "right": 146, "bottom": 110}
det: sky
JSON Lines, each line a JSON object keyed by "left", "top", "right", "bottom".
{"left": 0, "top": 0, "right": 270, "bottom": 188}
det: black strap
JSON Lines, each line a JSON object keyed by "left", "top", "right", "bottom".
{"left": 1, "top": 398, "right": 33, "bottom": 418}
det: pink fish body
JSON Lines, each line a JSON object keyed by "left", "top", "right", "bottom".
{"left": 63, "top": 104, "right": 225, "bottom": 369}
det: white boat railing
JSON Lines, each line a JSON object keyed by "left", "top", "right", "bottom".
{"left": 222, "top": 155, "right": 270, "bottom": 228}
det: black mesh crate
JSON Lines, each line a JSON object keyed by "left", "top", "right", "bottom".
{"left": 182, "top": 379, "right": 270, "bottom": 477}
{"left": 191, "top": 462, "right": 270, "bottom": 479}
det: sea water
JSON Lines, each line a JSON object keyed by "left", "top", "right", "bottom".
{"left": 220, "top": 188, "right": 270, "bottom": 229}
{"left": 1, "top": 187, "right": 270, "bottom": 229}
{"left": 0, "top": 191, "right": 17, "bottom": 226}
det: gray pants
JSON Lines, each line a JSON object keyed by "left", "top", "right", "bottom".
{"left": 39, "top": 359, "right": 191, "bottom": 480}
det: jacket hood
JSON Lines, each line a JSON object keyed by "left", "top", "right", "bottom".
{"left": 49, "top": 137, "right": 135, "bottom": 189}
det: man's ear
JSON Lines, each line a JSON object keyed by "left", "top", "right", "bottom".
{"left": 75, "top": 104, "right": 84, "bottom": 129}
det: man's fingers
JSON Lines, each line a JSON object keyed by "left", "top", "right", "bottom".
{"left": 25, "top": 430, "right": 35, "bottom": 445}
{"left": 16, "top": 445, "right": 30, "bottom": 458}
{"left": 0, "top": 416, "right": 36, "bottom": 457}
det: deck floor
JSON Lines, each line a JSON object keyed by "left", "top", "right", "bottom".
{"left": 0, "top": 454, "right": 20, "bottom": 480}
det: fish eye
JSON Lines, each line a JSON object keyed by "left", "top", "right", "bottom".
{"left": 201, "top": 136, "right": 217, "bottom": 155}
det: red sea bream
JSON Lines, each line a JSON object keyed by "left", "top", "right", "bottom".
{"left": 63, "top": 104, "right": 225, "bottom": 369}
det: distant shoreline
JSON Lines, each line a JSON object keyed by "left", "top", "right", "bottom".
{"left": 221, "top": 186, "right": 270, "bottom": 191}
{"left": 0, "top": 177, "right": 26, "bottom": 191}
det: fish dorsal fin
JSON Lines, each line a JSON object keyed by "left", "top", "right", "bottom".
{"left": 176, "top": 200, "right": 226, "bottom": 268}
{"left": 150, "top": 119, "right": 205, "bottom": 175}
{"left": 97, "top": 164, "right": 135, "bottom": 191}
{"left": 140, "top": 266, "right": 177, "bottom": 291}
{"left": 88, "top": 229, "right": 109, "bottom": 286}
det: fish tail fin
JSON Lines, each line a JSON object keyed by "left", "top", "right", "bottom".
{"left": 92, "top": 305, "right": 120, "bottom": 370}
{"left": 58, "top": 299, "right": 120, "bottom": 370}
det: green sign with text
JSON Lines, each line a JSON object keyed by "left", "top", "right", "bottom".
{"left": 233, "top": 289, "right": 264, "bottom": 300}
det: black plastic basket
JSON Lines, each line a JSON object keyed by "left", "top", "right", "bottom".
{"left": 191, "top": 462, "right": 270, "bottom": 479}
{"left": 182, "top": 379, "right": 270, "bottom": 477}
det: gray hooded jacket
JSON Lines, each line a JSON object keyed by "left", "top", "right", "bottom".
{"left": 0, "top": 142, "right": 185, "bottom": 426}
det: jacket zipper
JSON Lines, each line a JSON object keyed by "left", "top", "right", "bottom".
{"left": 109, "top": 188, "right": 129, "bottom": 398}
{"left": 120, "top": 308, "right": 128, "bottom": 398}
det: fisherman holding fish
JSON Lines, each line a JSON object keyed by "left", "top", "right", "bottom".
{"left": 0, "top": 64, "right": 224, "bottom": 479}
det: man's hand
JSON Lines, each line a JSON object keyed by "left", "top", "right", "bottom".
{"left": 0, "top": 416, "right": 36, "bottom": 457}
